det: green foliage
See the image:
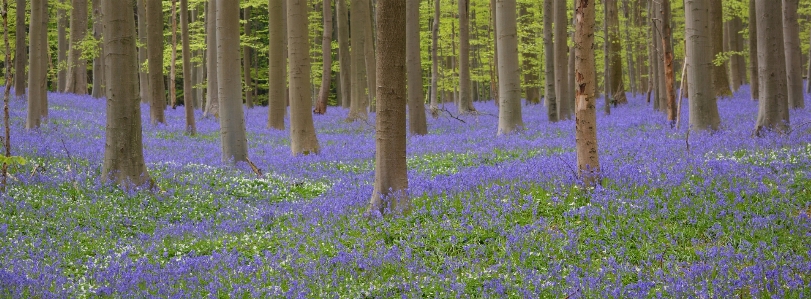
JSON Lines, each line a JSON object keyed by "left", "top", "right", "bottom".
{"left": 0, "top": 155, "right": 27, "bottom": 166}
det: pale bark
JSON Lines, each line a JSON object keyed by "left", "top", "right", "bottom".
{"left": 709, "top": 0, "right": 731, "bottom": 97}
{"left": 288, "top": 0, "right": 320, "bottom": 155}
{"left": 754, "top": 0, "right": 789, "bottom": 134}
{"left": 243, "top": 7, "right": 254, "bottom": 108}
{"left": 748, "top": 0, "right": 758, "bottom": 101}
{"left": 519, "top": 5, "right": 539, "bottom": 105}
{"left": 337, "top": 0, "right": 351, "bottom": 109}
{"left": 364, "top": 4, "right": 377, "bottom": 111}
{"left": 606, "top": 0, "right": 626, "bottom": 104}
{"left": 686, "top": 0, "right": 720, "bottom": 131}
{"left": 574, "top": 0, "right": 599, "bottom": 187}
{"left": 65, "top": 0, "right": 88, "bottom": 95}
{"left": 13, "top": 0, "right": 24, "bottom": 97}
{"left": 217, "top": 0, "right": 249, "bottom": 162}
{"left": 653, "top": 0, "right": 666, "bottom": 111}
{"left": 495, "top": 0, "right": 523, "bottom": 135}
{"left": 137, "top": 0, "right": 149, "bottom": 104}
{"left": 146, "top": 0, "right": 166, "bottom": 123}
{"left": 181, "top": 0, "right": 196, "bottom": 135}
{"left": 726, "top": 17, "right": 745, "bottom": 91}
{"left": 347, "top": 0, "right": 370, "bottom": 121}
{"left": 204, "top": 0, "right": 219, "bottom": 118}
{"left": 102, "top": 0, "right": 149, "bottom": 186}
{"left": 457, "top": 0, "right": 475, "bottom": 113}
{"left": 268, "top": 0, "right": 286, "bottom": 129}
{"left": 57, "top": 0, "right": 68, "bottom": 92}
{"left": 314, "top": 0, "right": 332, "bottom": 114}
{"left": 782, "top": 0, "right": 803, "bottom": 109}
{"left": 26, "top": 0, "right": 47, "bottom": 129}
{"left": 91, "top": 0, "right": 105, "bottom": 99}
{"left": 543, "top": 0, "right": 556, "bottom": 122}
{"left": 621, "top": 0, "right": 635, "bottom": 95}
{"left": 429, "top": 0, "right": 440, "bottom": 114}
{"left": 369, "top": 0, "right": 409, "bottom": 216}
{"left": 406, "top": 0, "right": 427, "bottom": 135}
{"left": 170, "top": 0, "right": 178, "bottom": 108}
{"left": 554, "top": 0, "right": 570, "bottom": 119}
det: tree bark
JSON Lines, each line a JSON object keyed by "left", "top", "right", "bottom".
{"left": 369, "top": 0, "right": 409, "bottom": 216}
{"left": 430, "top": 0, "right": 440, "bottom": 115}
{"left": 457, "top": 0, "right": 475, "bottom": 113}
{"left": 314, "top": 0, "right": 332, "bottom": 114}
{"left": 364, "top": 2, "right": 377, "bottom": 112}
{"left": 170, "top": 0, "right": 178, "bottom": 108}
{"left": 347, "top": 0, "right": 370, "bottom": 121}
{"left": 181, "top": 0, "right": 196, "bottom": 135}
{"left": 709, "top": 0, "right": 731, "bottom": 97}
{"left": 782, "top": 0, "right": 803, "bottom": 109}
{"left": 686, "top": 0, "right": 720, "bottom": 131}
{"left": 621, "top": 0, "right": 636, "bottom": 95}
{"left": 519, "top": 5, "right": 539, "bottom": 105}
{"left": 268, "top": 0, "right": 286, "bottom": 129}
{"left": 288, "top": 0, "right": 321, "bottom": 155}
{"left": 146, "top": 0, "right": 166, "bottom": 123}
{"left": 606, "top": 0, "right": 626, "bottom": 104}
{"left": 726, "top": 17, "right": 745, "bottom": 91}
{"left": 406, "top": 0, "right": 427, "bottom": 135}
{"left": 137, "top": 0, "right": 149, "bottom": 104}
{"left": 337, "top": 0, "right": 351, "bottom": 109}
{"left": 754, "top": 0, "right": 789, "bottom": 134}
{"left": 57, "top": 0, "right": 68, "bottom": 92}
{"left": 65, "top": 0, "right": 88, "bottom": 95}
{"left": 554, "top": 0, "right": 570, "bottom": 119}
{"left": 543, "top": 0, "right": 556, "bottom": 122}
{"left": 574, "top": 0, "right": 599, "bottom": 187}
{"left": 243, "top": 7, "right": 254, "bottom": 109}
{"left": 217, "top": 0, "right": 249, "bottom": 162}
{"left": 13, "top": 0, "right": 24, "bottom": 97}
{"left": 91, "top": 0, "right": 105, "bottom": 99}
{"left": 748, "top": 0, "right": 758, "bottom": 101}
{"left": 101, "top": 0, "right": 149, "bottom": 186}
{"left": 661, "top": 0, "right": 676, "bottom": 124}
{"left": 204, "top": 0, "right": 219, "bottom": 118}
{"left": 26, "top": 0, "right": 47, "bottom": 129}
{"left": 495, "top": 0, "right": 523, "bottom": 135}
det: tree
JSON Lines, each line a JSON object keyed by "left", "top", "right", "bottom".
{"left": 368, "top": 0, "right": 409, "bottom": 216}
{"left": 543, "top": 0, "right": 556, "bottom": 122}
{"left": 574, "top": 0, "right": 598, "bottom": 187}
{"left": 146, "top": 0, "right": 166, "bottom": 124}
{"left": 495, "top": 0, "right": 522, "bottom": 135}
{"left": 336, "top": 0, "right": 351, "bottom": 109}
{"left": 748, "top": 0, "right": 758, "bottom": 101}
{"left": 314, "top": 0, "right": 332, "bottom": 115}
{"left": 181, "top": 0, "right": 195, "bottom": 135}
{"left": 169, "top": 0, "right": 178, "bottom": 108}
{"left": 217, "top": 0, "right": 249, "bottom": 162}
{"left": 754, "top": 0, "right": 789, "bottom": 134}
{"left": 660, "top": 0, "right": 676, "bottom": 124}
{"left": 101, "top": 0, "right": 149, "bottom": 186}
{"left": 57, "top": 0, "right": 68, "bottom": 92}
{"left": 457, "top": 0, "right": 475, "bottom": 114}
{"left": 685, "top": 0, "right": 720, "bottom": 131}
{"left": 347, "top": 0, "right": 370, "bottom": 121}
{"left": 13, "top": 0, "right": 23, "bottom": 97}
{"left": 26, "top": 0, "right": 47, "bottom": 129}
{"left": 65, "top": 0, "right": 88, "bottom": 95}
{"left": 243, "top": 7, "right": 254, "bottom": 108}
{"left": 91, "top": 0, "right": 105, "bottom": 99}
{"left": 606, "top": 0, "right": 626, "bottom": 105}
{"left": 204, "top": 0, "right": 219, "bottom": 118}
{"left": 554, "top": 0, "right": 570, "bottom": 120}
{"left": 137, "top": 0, "right": 149, "bottom": 104}
{"left": 709, "top": 0, "right": 730, "bottom": 98}
{"left": 429, "top": 0, "right": 440, "bottom": 115}
{"left": 288, "top": 0, "right": 320, "bottom": 155}
{"left": 782, "top": 0, "right": 802, "bottom": 109}
{"left": 406, "top": 0, "right": 428, "bottom": 135}
{"left": 267, "top": 0, "right": 285, "bottom": 129}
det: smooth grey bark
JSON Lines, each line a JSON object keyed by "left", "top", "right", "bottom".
{"left": 726, "top": 17, "right": 745, "bottom": 91}
{"left": 336, "top": 0, "right": 351, "bottom": 109}
{"left": 217, "top": 0, "right": 249, "bottom": 162}
{"left": 204, "top": 0, "right": 219, "bottom": 118}
{"left": 554, "top": 0, "right": 570, "bottom": 119}
{"left": 782, "top": 0, "right": 803, "bottom": 109}
{"left": 101, "top": 0, "right": 149, "bottom": 186}
{"left": 749, "top": 0, "right": 758, "bottom": 100}
{"left": 65, "top": 0, "right": 89, "bottom": 95}
{"left": 406, "top": 0, "right": 428, "bottom": 135}
{"left": 146, "top": 0, "right": 166, "bottom": 123}
{"left": 13, "top": 0, "right": 24, "bottom": 97}
{"left": 495, "top": 0, "right": 523, "bottom": 135}
{"left": 369, "top": 0, "right": 409, "bottom": 216}
{"left": 364, "top": 3, "right": 377, "bottom": 111}
{"left": 574, "top": 0, "right": 599, "bottom": 187}
{"left": 57, "top": 0, "right": 68, "bottom": 92}
{"left": 91, "top": 0, "right": 105, "bottom": 99}
{"left": 543, "top": 0, "right": 556, "bottom": 122}
{"left": 181, "top": 0, "right": 196, "bottom": 135}
{"left": 754, "top": 0, "right": 789, "bottom": 134}
{"left": 314, "top": 0, "right": 331, "bottom": 114}
{"left": 288, "top": 0, "right": 320, "bottom": 155}
{"left": 347, "top": 0, "right": 370, "bottom": 121}
{"left": 169, "top": 0, "right": 178, "bottom": 108}
{"left": 429, "top": 0, "right": 440, "bottom": 114}
{"left": 137, "top": 0, "right": 149, "bottom": 104}
{"left": 268, "top": 0, "right": 286, "bottom": 129}
{"left": 685, "top": 0, "right": 720, "bottom": 131}
{"left": 243, "top": 7, "right": 254, "bottom": 108}
{"left": 709, "top": 0, "right": 730, "bottom": 97}
{"left": 26, "top": 0, "right": 47, "bottom": 129}
{"left": 457, "top": 0, "right": 475, "bottom": 113}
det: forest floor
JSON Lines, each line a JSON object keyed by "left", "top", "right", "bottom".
{"left": 1, "top": 85, "right": 810, "bottom": 298}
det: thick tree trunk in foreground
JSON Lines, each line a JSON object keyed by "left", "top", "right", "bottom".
{"left": 543, "top": 0, "right": 557, "bottom": 122}
{"left": 709, "top": 0, "right": 731, "bottom": 97}
{"left": 406, "top": 0, "right": 427, "bottom": 135}
{"left": 268, "top": 0, "right": 286, "bottom": 129}
{"left": 495, "top": 0, "right": 523, "bottom": 135}
{"left": 204, "top": 0, "right": 219, "bottom": 118}
{"left": 755, "top": 0, "right": 789, "bottom": 134}
{"left": 782, "top": 0, "right": 803, "bottom": 109}
{"left": 146, "top": 0, "right": 166, "bottom": 123}
{"left": 65, "top": 0, "right": 88, "bottom": 95}
{"left": 347, "top": 0, "right": 370, "bottom": 121}
{"left": 554, "top": 0, "right": 570, "bottom": 120}
{"left": 288, "top": 0, "right": 320, "bottom": 155}
{"left": 217, "top": 0, "right": 249, "bottom": 162}
{"left": 369, "top": 0, "right": 409, "bottom": 216}
{"left": 337, "top": 0, "right": 351, "bottom": 109}
{"left": 686, "top": 0, "right": 720, "bottom": 131}
{"left": 181, "top": 0, "right": 196, "bottom": 135}
{"left": 314, "top": 0, "right": 332, "bottom": 114}
{"left": 574, "top": 0, "right": 599, "bottom": 187}
{"left": 102, "top": 0, "right": 150, "bottom": 186}
{"left": 13, "top": 0, "right": 24, "bottom": 97}
{"left": 91, "top": 0, "right": 105, "bottom": 99}
{"left": 26, "top": 0, "right": 47, "bottom": 129}
{"left": 137, "top": 0, "right": 149, "bottom": 104}
{"left": 457, "top": 0, "right": 475, "bottom": 113}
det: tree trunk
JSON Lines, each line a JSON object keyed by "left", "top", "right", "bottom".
{"left": 146, "top": 0, "right": 166, "bottom": 123}
{"left": 726, "top": 17, "right": 744, "bottom": 91}
{"left": 57, "top": 0, "right": 68, "bottom": 92}
{"left": 574, "top": 0, "right": 598, "bottom": 187}
{"left": 288, "top": 0, "right": 321, "bottom": 155}
{"left": 204, "top": 0, "right": 219, "bottom": 118}
{"left": 268, "top": 0, "right": 286, "bottom": 129}
{"left": 137, "top": 0, "right": 149, "bottom": 104}
{"left": 754, "top": 0, "right": 789, "bottom": 134}
{"left": 13, "top": 0, "right": 24, "bottom": 97}
{"left": 607, "top": 0, "right": 626, "bottom": 104}
{"left": 519, "top": 5, "right": 539, "bottom": 105}
{"left": 101, "top": 0, "right": 149, "bottom": 186}
{"left": 91, "top": 0, "right": 105, "bottom": 98}
{"left": 337, "top": 0, "right": 351, "bottom": 109}
{"left": 314, "top": 0, "right": 332, "bottom": 114}
{"left": 543, "top": 0, "right": 556, "bottom": 122}
{"left": 709, "top": 0, "right": 731, "bottom": 97}
{"left": 621, "top": 0, "right": 636, "bottom": 95}
{"left": 369, "top": 0, "right": 409, "bottom": 216}
{"left": 661, "top": 0, "right": 676, "bottom": 124}
{"left": 430, "top": 0, "right": 440, "bottom": 115}
{"left": 243, "top": 7, "right": 254, "bottom": 109}
{"left": 782, "top": 0, "right": 803, "bottom": 109}
{"left": 686, "top": 0, "right": 720, "bottom": 131}
{"left": 653, "top": 0, "right": 666, "bottom": 112}
{"left": 217, "top": 0, "right": 249, "bottom": 162}
{"left": 181, "top": 0, "right": 196, "bottom": 135}
{"left": 554, "top": 0, "right": 570, "bottom": 120}
{"left": 26, "top": 0, "right": 47, "bottom": 129}
{"left": 749, "top": 0, "right": 759, "bottom": 101}
{"left": 489, "top": 0, "right": 499, "bottom": 107}
{"left": 406, "top": 0, "right": 427, "bottom": 135}
{"left": 170, "top": 0, "right": 178, "bottom": 108}
{"left": 495, "top": 0, "right": 523, "bottom": 135}
{"left": 65, "top": 0, "right": 88, "bottom": 95}
{"left": 347, "top": 0, "right": 370, "bottom": 121}
{"left": 364, "top": 3, "right": 377, "bottom": 112}
{"left": 807, "top": 18, "right": 811, "bottom": 93}
{"left": 457, "top": 0, "right": 475, "bottom": 113}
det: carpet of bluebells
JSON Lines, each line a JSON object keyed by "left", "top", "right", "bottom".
{"left": 1, "top": 85, "right": 810, "bottom": 298}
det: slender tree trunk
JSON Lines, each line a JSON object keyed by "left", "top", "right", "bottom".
{"left": 519, "top": 5, "right": 539, "bottom": 105}
{"left": 314, "top": 0, "right": 332, "bottom": 114}
{"left": 709, "top": 0, "right": 731, "bottom": 97}
{"left": 146, "top": 0, "right": 166, "bottom": 123}
{"left": 217, "top": 0, "right": 249, "bottom": 162}
{"left": 754, "top": 0, "right": 789, "bottom": 134}
{"left": 554, "top": 0, "right": 570, "bottom": 119}
{"left": 574, "top": 0, "right": 598, "bottom": 187}
{"left": 406, "top": 0, "right": 427, "bottom": 135}
{"left": 749, "top": 0, "right": 759, "bottom": 101}
{"left": 268, "top": 0, "right": 286, "bottom": 129}
{"left": 65, "top": 0, "right": 88, "bottom": 95}
{"left": 782, "top": 0, "right": 803, "bottom": 109}
{"left": 347, "top": 0, "right": 370, "bottom": 120}
{"left": 204, "top": 0, "right": 219, "bottom": 118}
{"left": 661, "top": 0, "right": 676, "bottom": 125}
{"left": 137, "top": 0, "right": 149, "bottom": 104}
{"left": 369, "top": 0, "right": 409, "bottom": 216}
{"left": 57, "top": 0, "right": 68, "bottom": 92}
{"left": 181, "top": 0, "right": 196, "bottom": 135}
{"left": 193, "top": 8, "right": 204, "bottom": 108}
{"left": 170, "top": 0, "right": 178, "bottom": 108}
{"left": 13, "top": 0, "right": 24, "bottom": 97}
{"left": 726, "top": 17, "right": 742, "bottom": 91}
{"left": 26, "top": 0, "right": 47, "bottom": 129}
{"left": 686, "top": 0, "right": 720, "bottom": 131}
{"left": 489, "top": 0, "right": 499, "bottom": 106}
{"left": 543, "top": 0, "right": 556, "bottom": 122}
{"left": 457, "top": 0, "right": 475, "bottom": 113}
{"left": 603, "top": 0, "right": 610, "bottom": 113}
{"left": 495, "top": 0, "right": 523, "bottom": 135}
{"left": 430, "top": 0, "right": 440, "bottom": 115}
{"left": 622, "top": 0, "right": 635, "bottom": 95}
{"left": 288, "top": 0, "right": 320, "bottom": 154}
{"left": 807, "top": 19, "right": 811, "bottom": 93}
{"left": 91, "top": 0, "right": 105, "bottom": 98}
{"left": 243, "top": 7, "right": 254, "bottom": 108}
{"left": 653, "top": 0, "right": 666, "bottom": 112}
{"left": 364, "top": 3, "right": 377, "bottom": 112}
{"left": 337, "top": 0, "right": 351, "bottom": 109}
{"left": 607, "top": 0, "right": 626, "bottom": 104}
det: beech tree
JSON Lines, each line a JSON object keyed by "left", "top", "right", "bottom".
{"left": 709, "top": 0, "right": 730, "bottom": 98}
{"left": 12, "top": 0, "right": 23, "bottom": 97}
{"left": 554, "top": 0, "right": 570, "bottom": 120}
{"left": 57, "top": 0, "right": 68, "bottom": 92}
{"left": 457, "top": 0, "right": 475, "bottom": 114}
{"left": 288, "top": 0, "right": 320, "bottom": 155}
{"left": 782, "top": 0, "right": 802, "bottom": 109}
{"left": 181, "top": 0, "right": 195, "bottom": 135}
{"left": 314, "top": 0, "right": 332, "bottom": 115}
{"left": 217, "top": 0, "right": 249, "bottom": 162}
{"left": 685, "top": 0, "right": 720, "bottom": 131}
{"left": 26, "top": 0, "right": 47, "bottom": 129}
{"left": 65, "top": 0, "right": 88, "bottom": 95}
{"left": 204, "top": 0, "right": 219, "bottom": 118}
{"left": 243, "top": 7, "right": 254, "bottom": 108}
{"left": 137, "top": 0, "right": 149, "bottom": 105}
{"left": 146, "top": 0, "right": 166, "bottom": 124}
{"left": 605, "top": 0, "right": 626, "bottom": 105}
{"left": 336, "top": 0, "right": 351, "bottom": 109}
{"left": 495, "top": 0, "right": 522, "bottom": 135}
{"left": 574, "top": 0, "right": 599, "bottom": 187}
{"left": 267, "top": 0, "right": 286, "bottom": 129}
{"left": 748, "top": 0, "right": 758, "bottom": 101}
{"left": 429, "top": 0, "right": 440, "bottom": 114}
{"left": 406, "top": 0, "right": 427, "bottom": 135}
{"left": 754, "top": 0, "right": 789, "bottom": 134}
{"left": 347, "top": 0, "right": 371, "bottom": 121}
{"left": 543, "top": 0, "right": 556, "bottom": 122}
{"left": 91, "top": 0, "right": 104, "bottom": 99}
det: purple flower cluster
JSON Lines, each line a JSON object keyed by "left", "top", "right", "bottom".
{"left": 0, "top": 85, "right": 810, "bottom": 297}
